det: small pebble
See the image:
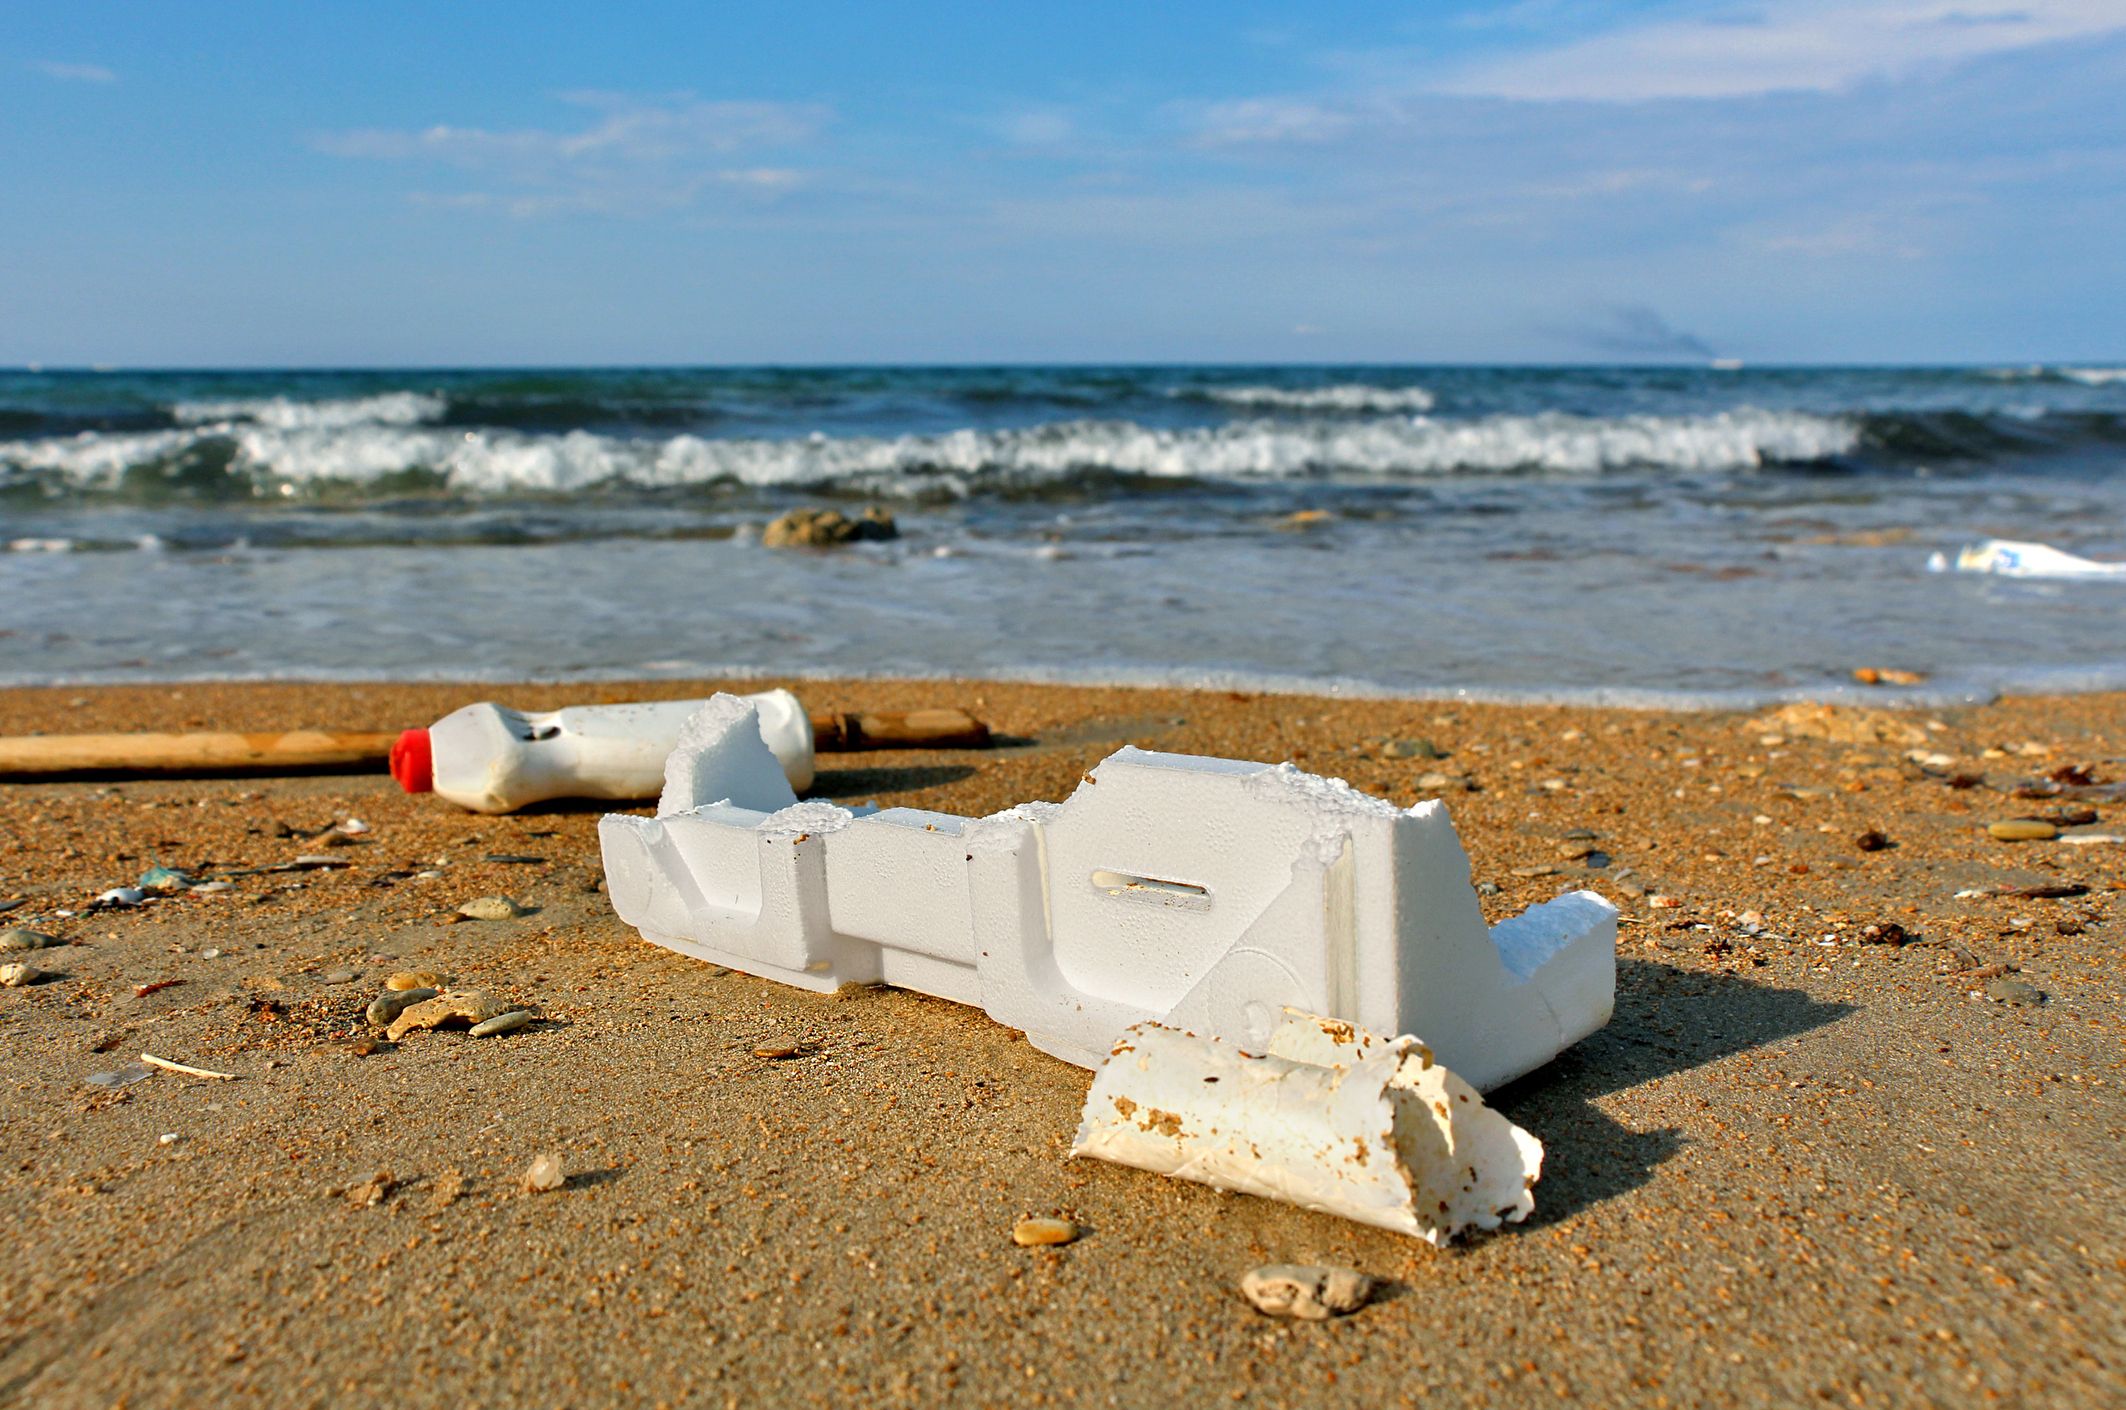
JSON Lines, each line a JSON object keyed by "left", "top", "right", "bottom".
{"left": 1012, "top": 1217, "right": 1081, "bottom": 1247}
{"left": 522, "top": 1153, "right": 566, "bottom": 1193}
{"left": 366, "top": 988, "right": 437, "bottom": 1027}
{"left": 346, "top": 1170, "right": 397, "bottom": 1207}
{"left": 752, "top": 1044, "right": 801, "bottom": 1060}
{"left": 158, "top": 1132, "right": 179, "bottom": 1146}
{"left": 1511, "top": 864, "right": 1559, "bottom": 878}
{"left": 200, "top": 948, "right": 222, "bottom": 959}
{"left": 1985, "top": 978, "right": 2045, "bottom": 1007}
{"left": 458, "top": 896, "right": 531, "bottom": 921}
{"left": 470, "top": 1010, "right": 534, "bottom": 1038}
{"left": 1381, "top": 738, "right": 1444, "bottom": 760}
{"left": 0, "top": 927, "right": 58, "bottom": 951}
{"left": 319, "top": 969, "right": 358, "bottom": 985}
{"left": 429, "top": 1167, "right": 465, "bottom": 1211}
{"left": 1988, "top": 819, "right": 2058, "bottom": 842}
{"left": 386, "top": 970, "right": 446, "bottom": 991}
{"left": 1854, "top": 830, "right": 1891, "bottom": 852}
{"left": 189, "top": 882, "right": 233, "bottom": 895}
{"left": 1, "top": 962, "right": 48, "bottom": 987}
{"left": 1240, "top": 1265, "right": 1374, "bottom": 1321}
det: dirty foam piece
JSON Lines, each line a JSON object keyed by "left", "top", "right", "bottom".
{"left": 1944, "top": 538, "right": 2126, "bottom": 580}
{"left": 1070, "top": 1012, "right": 1542, "bottom": 1244}
{"left": 604, "top": 737, "right": 1614, "bottom": 1089}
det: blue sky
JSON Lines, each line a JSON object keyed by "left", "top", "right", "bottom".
{"left": 4, "top": 1, "right": 2123, "bottom": 365}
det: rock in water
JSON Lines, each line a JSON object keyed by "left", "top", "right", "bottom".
{"left": 1239, "top": 1265, "right": 1374, "bottom": 1321}
{"left": 522, "top": 1153, "right": 566, "bottom": 1193}
{"left": 457, "top": 896, "right": 530, "bottom": 921}
{"left": 761, "top": 506, "right": 898, "bottom": 548}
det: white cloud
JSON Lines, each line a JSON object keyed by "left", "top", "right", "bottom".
{"left": 34, "top": 60, "right": 117, "bottom": 84}
{"left": 1742, "top": 212, "right": 1934, "bottom": 259}
{"left": 1438, "top": 0, "right": 2126, "bottom": 102}
{"left": 1180, "top": 97, "right": 1355, "bottom": 146}
{"left": 999, "top": 109, "right": 1076, "bottom": 146}
{"left": 317, "top": 92, "right": 826, "bottom": 215}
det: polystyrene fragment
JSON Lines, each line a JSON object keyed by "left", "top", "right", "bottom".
{"left": 1070, "top": 1012, "right": 1541, "bottom": 1244}
{"left": 601, "top": 738, "right": 1616, "bottom": 1088}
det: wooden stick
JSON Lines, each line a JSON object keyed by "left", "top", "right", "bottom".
{"left": 140, "top": 1052, "right": 239, "bottom": 1081}
{"left": 811, "top": 708, "right": 992, "bottom": 751}
{"left": 0, "top": 708, "right": 992, "bottom": 779}
{"left": 0, "top": 730, "right": 398, "bottom": 776}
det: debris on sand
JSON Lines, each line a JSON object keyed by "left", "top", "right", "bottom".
{"left": 457, "top": 896, "right": 532, "bottom": 921}
{"left": 522, "top": 1153, "right": 566, "bottom": 1193}
{"left": 386, "top": 988, "right": 506, "bottom": 1041}
{"left": 1072, "top": 1012, "right": 1542, "bottom": 1244}
{"left": 1011, "top": 1217, "right": 1081, "bottom": 1247}
{"left": 1240, "top": 1265, "right": 1374, "bottom": 1320}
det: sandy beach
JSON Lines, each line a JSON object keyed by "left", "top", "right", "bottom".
{"left": 1, "top": 677, "right": 2120, "bottom": 1408}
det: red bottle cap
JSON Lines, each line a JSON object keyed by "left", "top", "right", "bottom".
{"left": 389, "top": 728, "right": 434, "bottom": 793}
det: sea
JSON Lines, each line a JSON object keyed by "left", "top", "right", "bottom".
{"left": 3, "top": 363, "right": 2124, "bottom": 707}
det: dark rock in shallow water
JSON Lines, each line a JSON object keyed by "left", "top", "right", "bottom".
{"left": 762, "top": 506, "right": 898, "bottom": 548}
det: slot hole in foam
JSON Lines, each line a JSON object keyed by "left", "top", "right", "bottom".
{"left": 1090, "top": 869, "right": 1212, "bottom": 912}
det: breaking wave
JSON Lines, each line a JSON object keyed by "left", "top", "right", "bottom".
{"left": 1984, "top": 365, "right": 2126, "bottom": 387}
{"left": 1177, "top": 383, "right": 1438, "bottom": 413}
{"left": 171, "top": 391, "right": 448, "bottom": 430}
{"left": 0, "top": 408, "right": 1866, "bottom": 500}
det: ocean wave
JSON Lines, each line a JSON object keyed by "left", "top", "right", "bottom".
{"left": 1178, "top": 383, "right": 1438, "bottom": 413}
{"left": 173, "top": 391, "right": 447, "bottom": 429}
{"left": 1983, "top": 365, "right": 2126, "bottom": 388}
{"left": 0, "top": 408, "right": 1867, "bottom": 500}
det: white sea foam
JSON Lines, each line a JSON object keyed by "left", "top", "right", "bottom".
{"left": 172, "top": 391, "right": 447, "bottom": 429}
{"left": 0, "top": 408, "right": 1861, "bottom": 495}
{"left": 1984, "top": 365, "right": 2126, "bottom": 387}
{"left": 1185, "top": 383, "right": 1438, "bottom": 413}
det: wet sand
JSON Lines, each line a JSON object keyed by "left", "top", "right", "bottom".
{"left": 1, "top": 678, "right": 2120, "bottom": 1408}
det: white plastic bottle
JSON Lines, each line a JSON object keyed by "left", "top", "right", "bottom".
{"left": 390, "top": 690, "right": 814, "bottom": 814}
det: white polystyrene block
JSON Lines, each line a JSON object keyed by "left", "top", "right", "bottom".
{"left": 600, "top": 742, "right": 1616, "bottom": 1088}
{"left": 657, "top": 696, "right": 801, "bottom": 816}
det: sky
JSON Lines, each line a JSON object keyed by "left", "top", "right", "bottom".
{"left": 3, "top": 1, "right": 2123, "bottom": 366}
